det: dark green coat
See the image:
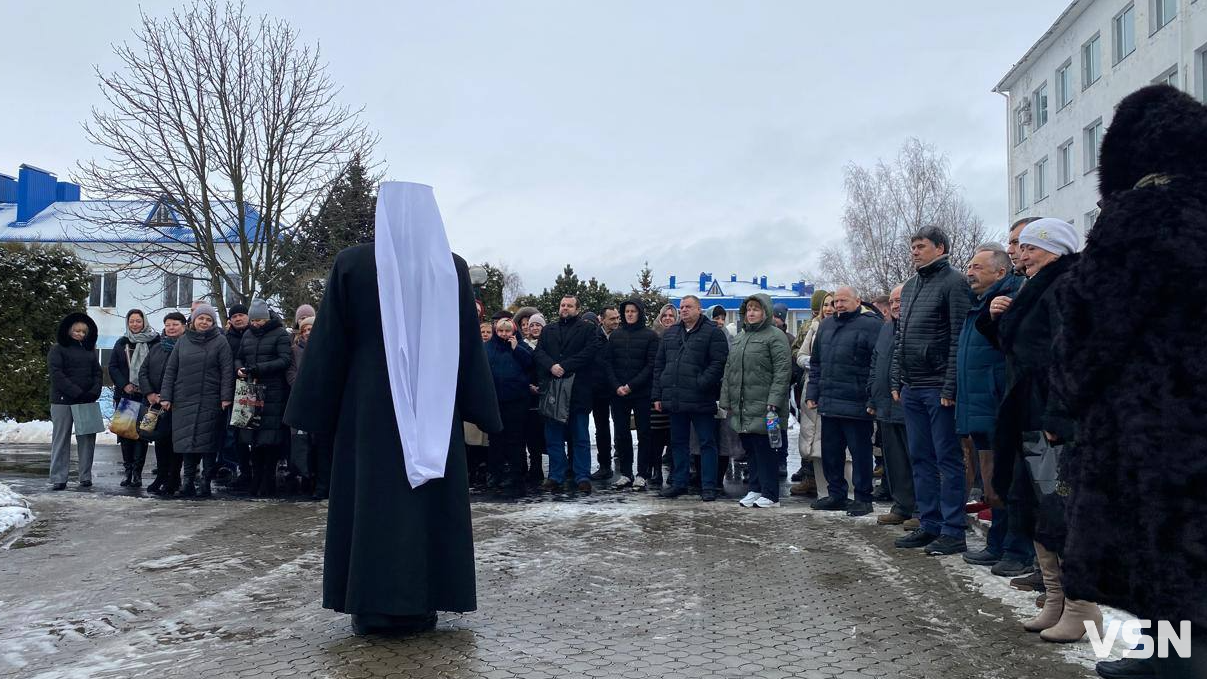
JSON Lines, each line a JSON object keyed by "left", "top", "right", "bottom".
{"left": 719, "top": 294, "right": 792, "bottom": 434}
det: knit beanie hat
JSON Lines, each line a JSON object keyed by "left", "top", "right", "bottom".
{"left": 248, "top": 299, "right": 270, "bottom": 322}
{"left": 192, "top": 304, "right": 218, "bottom": 323}
{"left": 1019, "top": 218, "right": 1079, "bottom": 256}
{"left": 772, "top": 303, "right": 788, "bottom": 321}
{"left": 810, "top": 289, "right": 830, "bottom": 318}
{"left": 295, "top": 304, "right": 316, "bottom": 324}
{"left": 298, "top": 316, "right": 315, "bottom": 331}
{"left": 581, "top": 312, "right": 598, "bottom": 325}
{"left": 528, "top": 313, "right": 547, "bottom": 327}
{"left": 228, "top": 303, "right": 249, "bottom": 317}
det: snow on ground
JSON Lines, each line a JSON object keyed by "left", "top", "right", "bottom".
{"left": 0, "top": 420, "right": 117, "bottom": 445}
{"left": 0, "top": 481, "right": 34, "bottom": 545}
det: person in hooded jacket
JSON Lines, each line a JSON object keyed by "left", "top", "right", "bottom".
{"left": 485, "top": 317, "right": 534, "bottom": 497}
{"left": 108, "top": 308, "right": 159, "bottom": 487}
{"left": 603, "top": 299, "right": 659, "bottom": 489}
{"left": 47, "top": 312, "right": 103, "bottom": 490}
{"left": 235, "top": 299, "right": 293, "bottom": 497}
{"left": 160, "top": 304, "right": 234, "bottom": 497}
{"left": 722, "top": 294, "right": 791, "bottom": 508}
{"left": 141, "top": 312, "right": 187, "bottom": 495}
{"left": 1054, "top": 85, "right": 1207, "bottom": 678}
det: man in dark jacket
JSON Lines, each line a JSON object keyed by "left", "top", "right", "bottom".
{"left": 586, "top": 307, "right": 619, "bottom": 481}
{"left": 603, "top": 300, "right": 659, "bottom": 489}
{"left": 957, "top": 245, "right": 1033, "bottom": 576}
{"left": 868, "top": 284, "right": 916, "bottom": 526}
{"left": 652, "top": 295, "right": 729, "bottom": 500}
{"left": 806, "top": 287, "right": 882, "bottom": 515}
{"left": 891, "top": 226, "right": 973, "bottom": 555}
{"left": 534, "top": 295, "right": 605, "bottom": 494}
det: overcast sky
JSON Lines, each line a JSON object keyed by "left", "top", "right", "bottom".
{"left": 1, "top": 1, "right": 1064, "bottom": 295}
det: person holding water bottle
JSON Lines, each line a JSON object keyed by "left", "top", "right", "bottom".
{"left": 720, "top": 294, "right": 791, "bottom": 508}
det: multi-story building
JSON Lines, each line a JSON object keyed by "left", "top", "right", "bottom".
{"left": 661, "top": 273, "right": 816, "bottom": 332}
{"left": 993, "top": 0, "right": 1207, "bottom": 235}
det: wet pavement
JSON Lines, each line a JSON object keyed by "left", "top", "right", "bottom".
{"left": 0, "top": 443, "right": 1102, "bottom": 678}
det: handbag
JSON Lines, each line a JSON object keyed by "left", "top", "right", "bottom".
{"left": 230, "top": 378, "right": 265, "bottom": 429}
{"left": 109, "top": 397, "right": 141, "bottom": 440}
{"left": 70, "top": 402, "right": 105, "bottom": 436}
{"left": 538, "top": 375, "right": 575, "bottom": 423}
{"left": 1020, "top": 431, "right": 1061, "bottom": 497}
{"left": 138, "top": 404, "right": 165, "bottom": 441}
{"left": 290, "top": 429, "right": 311, "bottom": 476}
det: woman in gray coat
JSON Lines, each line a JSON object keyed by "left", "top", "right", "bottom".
{"left": 160, "top": 304, "right": 234, "bottom": 498}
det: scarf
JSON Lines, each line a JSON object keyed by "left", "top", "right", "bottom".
{"left": 160, "top": 335, "right": 179, "bottom": 353}
{"left": 375, "top": 182, "right": 460, "bottom": 489}
{"left": 125, "top": 328, "right": 160, "bottom": 383}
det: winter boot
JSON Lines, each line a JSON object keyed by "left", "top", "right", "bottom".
{"left": 1023, "top": 543, "right": 1064, "bottom": 633}
{"left": 1041, "top": 595, "right": 1103, "bottom": 643}
{"left": 146, "top": 475, "right": 164, "bottom": 495}
{"left": 120, "top": 465, "right": 133, "bottom": 487}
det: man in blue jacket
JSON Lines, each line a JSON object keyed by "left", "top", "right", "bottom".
{"left": 957, "top": 244, "right": 1034, "bottom": 576}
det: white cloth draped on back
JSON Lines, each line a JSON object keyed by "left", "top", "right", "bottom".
{"left": 374, "top": 182, "right": 460, "bottom": 488}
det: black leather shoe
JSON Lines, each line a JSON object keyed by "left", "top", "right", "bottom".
{"left": 700, "top": 489, "right": 717, "bottom": 502}
{"left": 810, "top": 495, "right": 850, "bottom": 511}
{"left": 895, "top": 528, "right": 939, "bottom": 549}
{"left": 991, "top": 559, "right": 1034, "bottom": 577}
{"left": 659, "top": 486, "right": 688, "bottom": 499}
{"left": 51, "top": 483, "right": 66, "bottom": 491}
{"left": 846, "top": 501, "right": 873, "bottom": 516}
{"left": 1095, "top": 654, "right": 1156, "bottom": 678}
{"left": 962, "top": 548, "right": 1001, "bottom": 566}
{"left": 589, "top": 468, "right": 613, "bottom": 481}
{"left": 924, "top": 535, "right": 967, "bottom": 555}
{"left": 78, "top": 480, "right": 92, "bottom": 488}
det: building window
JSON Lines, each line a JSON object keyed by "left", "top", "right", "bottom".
{"left": 89, "top": 272, "right": 118, "bottom": 308}
{"left": 1085, "top": 207, "right": 1101, "bottom": 230}
{"left": 1084, "top": 119, "right": 1104, "bottom": 172}
{"left": 224, "top": 274, "right": 244, "bottom": 309}
{"left": 1082, "top": 33, "right": 1102, "bottom": 89}
{"left": 1113, "top": 4, "right": 1136, "bottom": 64}
{"left": 1152, "top": 0, "right": 1177, "bottom": 33}
{"left": 162, "top": 273, "right": 194, "bottom": 309}
{"left": 1155, "top": 65, "right": 1179, "bottom": 87}
{"left": 1035, "top": 157, "right": 1049, "bottom": 202}
{"left": 1033, "top": 82, "right": 1049, "bottom": 129}
{"left": 1056, "top": 60, "right": 1074, "bottom": 109}
{"left": 1058, "top": 139, "right": 1075, "bottom": 187}
{"left": 1016, "top": 171, "right": 1029, "bottom": 213}
{"left": 151, "top": 202, "right": 173, "bottom": 225}
{"left": 1014, "top": 105, "right": 1028, "bottom": 145}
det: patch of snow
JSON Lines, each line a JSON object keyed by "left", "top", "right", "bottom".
{"left": 0, "top": 420, "right": 117, "bottom": 445}
{"left": 0, "top": 482, "right": 34, "bottom": 546}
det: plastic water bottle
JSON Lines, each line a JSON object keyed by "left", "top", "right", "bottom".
{"left": 766, "top": 408, "right": 782, "bottom": 448}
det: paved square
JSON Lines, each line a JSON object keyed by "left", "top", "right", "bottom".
{"left": 0, "top": 445, "right": 1097, "bottom": 678}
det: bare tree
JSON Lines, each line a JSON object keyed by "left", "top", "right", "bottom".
{"left": 821, "top": 138, "right": 993, "bottom": 296}
{"left": 75, "top": 0, "right": 375, "bottom": 319}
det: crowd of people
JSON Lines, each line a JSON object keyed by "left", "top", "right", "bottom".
{"left": 46, "top": 299, "right": 330, "bottom": 501}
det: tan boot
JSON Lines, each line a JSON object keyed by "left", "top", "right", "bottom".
{"left": 1022, "top": 543, "right": 1064, "bottom": 632}
{"left": 1040, "top": 597, "right": 1103, "bottom": 643}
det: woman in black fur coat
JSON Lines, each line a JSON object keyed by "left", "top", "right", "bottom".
{"left": 1055, "top": 84, "right": 1207, "bottom": 676}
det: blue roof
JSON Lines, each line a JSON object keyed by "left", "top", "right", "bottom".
{"left": 0, "top": 199, "right": 268, "bottom": 243}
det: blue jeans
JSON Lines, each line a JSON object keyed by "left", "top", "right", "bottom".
{"left": 669, "top": 412, "right": 717, "bottom": 490}
{"left": 820, "top": 416, "right": 875, "bottom": 502}
{"left": 902, "top": 386, "right": 967, "bottom": 538}
{"left": 545, "top": 411, "right": 591, "bottom": 484}
{"left": 986, "top": 507, "right": 1036, "bottom": 563}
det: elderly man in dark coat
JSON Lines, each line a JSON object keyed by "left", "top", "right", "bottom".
{"left": 285, "top": 183, "right": 501, "bottom": 637}
{"left": 1055, "top": 84, "right": 1207, "bottom": 678}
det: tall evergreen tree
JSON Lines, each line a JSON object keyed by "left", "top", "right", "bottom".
{"left": 513, "top": 264, "right": 619, "bottom": 319}
{"left": 629, "top": 262, "right": 670, "bottom": 327}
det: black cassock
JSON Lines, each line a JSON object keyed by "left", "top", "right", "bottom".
{"left": 285, "top": 244, "right": 501, "bottom": 616}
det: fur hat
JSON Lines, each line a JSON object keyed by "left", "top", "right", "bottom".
{"left": 1020, "top": 218, "right": 1079, "bottom": 256}
{"left": 1098, "top": 84, "right": 1207, "bottom": 198}
{"left": 248, "top": 299, "right": 270, "bottom": 322}
{"left": 228, "top": 303, "right": 249, "bottom": 317}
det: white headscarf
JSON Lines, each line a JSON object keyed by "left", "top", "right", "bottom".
{"left": 375, "top": 182, "right": 460, "bottom": 488}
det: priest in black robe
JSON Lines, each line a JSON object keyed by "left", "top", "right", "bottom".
{"left": 285, "top": 183, "right": 501, "bottom": 636}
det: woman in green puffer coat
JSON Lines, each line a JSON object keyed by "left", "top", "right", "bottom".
{"left": 720, "top": 294, "right": 792, "bottom": 507}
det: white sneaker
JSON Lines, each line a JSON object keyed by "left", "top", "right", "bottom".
{"left": 632, "top": 476, "right": 648, "bottom": 490}
{"left": 611, "top": 476, "right": 633, "bottom": 490}
{"left": 754, "top": 497, "right": 780, "bottom": 508}
{"left": 739, "top": 491, "right": 762, "bottom": 507}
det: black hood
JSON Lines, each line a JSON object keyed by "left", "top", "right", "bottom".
{"left": 619, "top": 299, "right": 647, "bottom": 329}
{"left": 250, "top": 317, "right": 284, "bottom": 336}
{"left": 56, "top": 312, "right": 98, "bottom": 350}
{"left": 1098, "top": 84, "right": 1207, "bottom": 198}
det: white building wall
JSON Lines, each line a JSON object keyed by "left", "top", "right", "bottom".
{"left": 1000, "top": 0, "right": 1207, "bottom": 237}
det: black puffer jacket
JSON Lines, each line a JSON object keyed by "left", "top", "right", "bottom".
{"left": 235, "top": 318, "right": 292, "bottom": 446}
{"left": 47, "top": 312, "right": 102, "bottom": 406}
{"left": 533, "top": 314, "right": 605, "bottom": 413}
{"left": 867, "top": 319, "right": 904, "bottom": 424}
{"left": 806, "top": 309, "right": 881, "bottom": 421}
{"left": 226, "top": 325, "right": 248, "bottom": 361}
{"left": 652, "top": 316, "right": 729, "bottom": 414}
{"left": 161, "top": 326, "right": 234, "bottom": 454}
{"left": 891, "top": 256, "right": 972, "bottom": 399}
{"left": 603, "top": 300, "right": 659, "bottom": 401}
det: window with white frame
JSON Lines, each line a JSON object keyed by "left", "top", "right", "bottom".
{"left": 1155, "top": 65, "right": 1179, "bottom": 88}
{"left": 224, "top": 274, "right": 244, "bottom": 309}
{"left": 1033, "top": 83, "right": 1049, "bottom": 129}
{"left": 1152, "top": 0, "right": 1177, "bottom": 33}
{"left": 89, "top": 272, "right": 118, "bottom": 308}
{"left": 1056, "top": 60, "right": 1074, "bottom": 109}
{"left": 1085, "top": 207, "right": 1101, "bottom": 230}
{"left": 1016, "top": 171, "right": 1029, "bottom": 213}
{"left": 1035, "top": 158, "right": 1049, "bottom": 201}
{"left": 1113, "top": 4, "right": 1136, "bottom": 64}
{"left": 1058, "top": 139, "right": 1075, "bottom": 187}
{"left": 1084, "top": 119, "right": 1104, "bottom": 172}
{"left": 1014, "top": 105, "right": 1028, "bottom": 144}
{"left": 162, "top": 272, "right": 195, "bottom": 309}
{"left": 1083, "top": 34, "right": 1102, "bottom": 89}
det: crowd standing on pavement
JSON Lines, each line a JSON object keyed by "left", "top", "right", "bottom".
{"left": 42, "top": 84, "right": 1206, "bottom": 678}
